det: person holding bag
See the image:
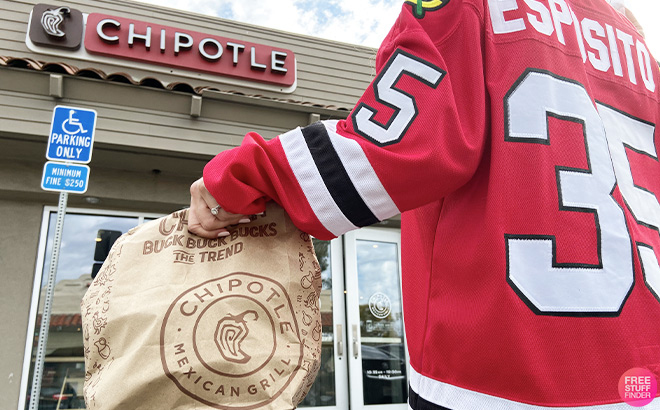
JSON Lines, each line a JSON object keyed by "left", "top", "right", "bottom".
{"left": 190, "top": 0, "right": 660, "bottom": 408}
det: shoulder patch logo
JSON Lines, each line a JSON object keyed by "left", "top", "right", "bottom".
{"left": 404, "top": 0, "right": 449, "bottom": 19}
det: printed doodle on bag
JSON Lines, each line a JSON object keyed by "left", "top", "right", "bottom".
{"left": 94, "top": 337, "right": 111, "bottom": 360}
{"left": 160, "top": 272, "right": 303, "bottom": 409}
{"left": 300, "top": 270, "right": 320, "bottom": 290}
{"left": 312, "top": 322, "right": 322, "bottom": 342}
{"left": 91, "top": 311, "right": 107, "bottom": 335}
{"left": 304, "top": 291, "right": 320, "bottom": 314}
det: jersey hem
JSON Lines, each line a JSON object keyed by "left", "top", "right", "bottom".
{"left": 409, "top": 366, "right": 660, "bottom": 410}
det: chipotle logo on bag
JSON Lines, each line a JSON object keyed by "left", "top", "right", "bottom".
{"left": 82, "top": 203, "right": 322, "bottom": 410}
{"left": 161, "top": 273, "right": 304, "bottom": 408}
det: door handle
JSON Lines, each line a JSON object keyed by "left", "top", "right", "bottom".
{"left": 352, "top": 324, "right": 359, "bottom": 359}
{"left": 336, "top": 324, "right": 343, "bottom": 357}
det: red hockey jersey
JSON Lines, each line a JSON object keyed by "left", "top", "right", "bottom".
{"left": 203, "top": 0, "right": 660, "bottom": 407}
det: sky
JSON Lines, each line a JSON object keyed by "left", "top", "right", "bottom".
{"left": 127, "top": 0, "right": 660, "bottom": 58}
{"left": 623, "top": 0, "right": 660, "bottom": 57}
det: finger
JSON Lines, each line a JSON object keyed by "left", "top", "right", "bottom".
{"left": 189, "top": 200, "right": 250, "bottom": 239}
{"left": 188, "top": 177, "right": 254, "bottom": 238}
{"left": 187, "top": 205, "right": 231, "bottom": 238}
{"left": 188, "top": 222, "right": 230, "bottom": 239}
{"left": 212, "top": 207, "right": 250, "bottom": 226}
{"left": 190, "top": 178, "right": 247, "bottom": 225}
{"left": 191, "top": 177, "right": 227, "bottom": 216}
{"left": 189, "top": 194, "right": 227, "bottom": 238}
{"left": 189, "top": 211, "right": 254, "bottom": 238}
{"left": 191, "top": 196, "right": 229, "bottom": 230}
{"left": 190, "top": 178, "right": 217, "bottom": 210}
{"left": 189, "top": 179, "right": 225, "bottom": 227}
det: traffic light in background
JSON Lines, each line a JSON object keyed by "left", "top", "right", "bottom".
{"left": 91, "top": 229, "right": 122, "bottom": 279}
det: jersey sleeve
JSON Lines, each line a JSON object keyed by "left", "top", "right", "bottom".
{"left": 203, "top": 0, "right": 487, "bottom": 240}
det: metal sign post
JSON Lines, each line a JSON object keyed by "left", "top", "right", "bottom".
{"left": 28, "top": 191, "right": 68, "bottom": 410}
{"left": 29, "top": 105, "right": 96, "bottom": 409}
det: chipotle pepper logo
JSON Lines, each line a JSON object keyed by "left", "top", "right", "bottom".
{"left": 29, "top": 4, "right": 83, "bottom": 50}
{"left": 160, "top": 272, "right": 303, "bottom": 409}
{"left": 216, "top": 310, "right": 257, "bottom": 364}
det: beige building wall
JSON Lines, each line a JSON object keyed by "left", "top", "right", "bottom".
{"left": 0, "top": 0, "right": 379, "bottom": 407}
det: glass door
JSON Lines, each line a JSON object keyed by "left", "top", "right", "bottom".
{"left": 299, "top": 238, "right": 348, "bottom": 410}
{"left": 344, "top": 229, "right": 408, "bottom": 410}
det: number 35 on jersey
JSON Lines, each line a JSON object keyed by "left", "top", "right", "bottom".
{"left": 505, "top": 69, "right": 659, "bottom": 316}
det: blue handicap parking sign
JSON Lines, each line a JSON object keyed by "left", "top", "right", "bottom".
{"left": 47, "top": 105, "right": 97, "bottom": 164}
{"left": 41, "top": 162, "right": 90, "bottom": 194}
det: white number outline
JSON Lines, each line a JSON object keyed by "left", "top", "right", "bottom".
{"left": 351, "top": 49, "right": 445, "bottom": 146}
{"left": 504, "top": 68, "right": 659, "bottom": 316}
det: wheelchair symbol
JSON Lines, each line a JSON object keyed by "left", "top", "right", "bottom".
{"left": 62, "top": 110, "right": 87, "bottom": 135}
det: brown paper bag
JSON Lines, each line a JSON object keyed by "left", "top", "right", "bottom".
{"left": 81, "top": 203, "right": 322, "bottom": 409}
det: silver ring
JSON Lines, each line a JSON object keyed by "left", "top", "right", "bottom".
{"left": 210, "top": 205, "right": 221, "bottom": 216}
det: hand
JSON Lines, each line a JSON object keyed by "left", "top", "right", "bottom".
{"left": 188, "top": 177, "right": 249, "bottom": 238}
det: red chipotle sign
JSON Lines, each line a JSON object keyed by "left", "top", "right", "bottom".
{"left": 27, "top": 4, "right": 296, "bottom": 90}
{"left": 85, "top": 14, "right": 295, "bottom": 88}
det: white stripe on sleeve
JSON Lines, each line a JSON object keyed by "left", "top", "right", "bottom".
{"left": 279, "top": 126, "right": 357, "bottom": 236}
{"left": 323, "top": 120, "right": 400, "bottom": 221}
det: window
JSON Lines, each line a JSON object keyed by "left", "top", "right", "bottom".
{"left": 21, "top": 208, "right": 159, "bottom": 410}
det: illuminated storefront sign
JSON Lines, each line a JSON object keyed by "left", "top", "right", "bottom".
{"left": 26, "top": 4, "right": 297, "bottom": 92}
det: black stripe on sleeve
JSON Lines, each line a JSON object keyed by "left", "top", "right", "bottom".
{"left": 409, "top": 384, "right": 453, "bottom": 410}
{"left": 300, "top": 122, "right": 379, "bottom": 227}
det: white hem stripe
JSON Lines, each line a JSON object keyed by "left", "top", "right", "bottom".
{"left": 409, "top": 366, "right": 660, "bottom": 410}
